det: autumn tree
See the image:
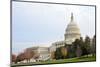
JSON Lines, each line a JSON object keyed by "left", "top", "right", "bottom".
{"left": 51, "top": 51, "right": 55, "bottom": 59}
{"left": 61, "top": 47, "right": 67, "bottom": 59}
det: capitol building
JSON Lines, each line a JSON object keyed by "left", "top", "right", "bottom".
{"left": 25, "top": 13, "right": 81, "bottom": 61}
{"left": 50, "top": 13, "right": 81, "bottom": 52}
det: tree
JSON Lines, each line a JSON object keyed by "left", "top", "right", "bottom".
{"left": 61, "top": 47, "right": 67, "bottom": 59}
{"left": 78, "top": 37, "right": 85, "bottom": 56}
{"left": 66, "top": 45, "right": 72, "bottom": 58}
{"left": 92, "top": 35, "right": 96, "bottom": 56}
{"left": 55, "top": 47, "right": 62, "bottom": 59}
{"left": 73, "top": 39, "right": 80, "bottom": 50}
{"left": 24, "top": 49, "right": 35, "bottom": 63}
{"left": 84, "top": 36, "right": 91, "bottom": 57}
{"left": 12, "top": 54, "right": 16, "bottom": 63}
{"left": 72, "top": 38, "right": 83, "bottom": 57}
{"left": 33, "top": 54, "right": 40, "bottom": 62}
{"left": 15, "top": 52, "right": 25, "bottom": 63}
{"left": 51, "top": 51, "right": 55, "bottom": 59}
{"left": 76, "top": 45, "right": 82, "bottom": 57}
{"left": 72, "top": 39, "right": 80, "bottom": 57}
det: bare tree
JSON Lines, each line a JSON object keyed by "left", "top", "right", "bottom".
{"left": 15, "top": 52, "right": 25, "bottom": 63}
{"left": 24, "top": 49, "right": 35, "bottom": 63}
{"left": 33, "top": 54, "right": 40, "bottom": 62}
{"left": 12, "top": 54, "right": 16, "bottom": 63}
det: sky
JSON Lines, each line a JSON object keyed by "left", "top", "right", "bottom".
{"left": 12, "top": 1, "right": 95, "bottom": 54}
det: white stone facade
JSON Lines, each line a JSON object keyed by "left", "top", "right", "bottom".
{"left": 26, "top": 46, "right": 50, "bottom": 61}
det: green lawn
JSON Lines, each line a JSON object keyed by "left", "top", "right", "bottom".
{"left": 11, "top": 55, "right": 96, "bottom": 67}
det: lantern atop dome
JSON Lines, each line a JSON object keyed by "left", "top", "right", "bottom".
{"left": 71, "top": 12, "right": 74, "bottom": 22}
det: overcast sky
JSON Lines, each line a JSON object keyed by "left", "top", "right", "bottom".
{"left": 12, "top": 1, "right": 95, "bottom": 54}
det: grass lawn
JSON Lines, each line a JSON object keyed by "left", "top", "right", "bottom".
{"left": 11, "top": 55, "right": 96, "bottom": 67}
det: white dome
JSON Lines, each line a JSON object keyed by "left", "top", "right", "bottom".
{"left": 66, "top": 21, "right": 80, "bottom": 35}
{"left": 64, "top": 13, "right": 81, "bottom": 44}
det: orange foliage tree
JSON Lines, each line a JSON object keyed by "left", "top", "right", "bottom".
{"left": 61, "top": 47, "right": 67, "bottom": 59}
